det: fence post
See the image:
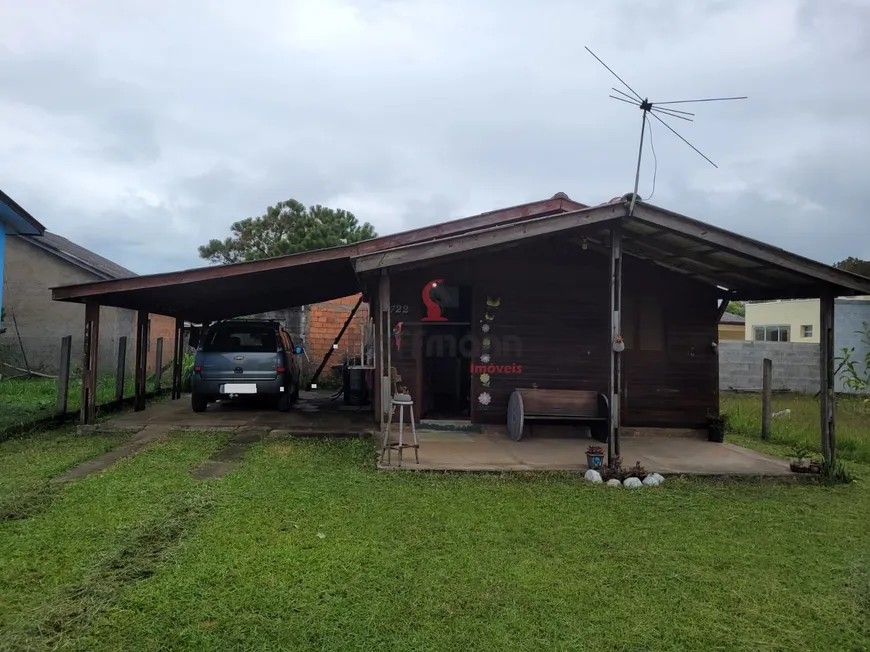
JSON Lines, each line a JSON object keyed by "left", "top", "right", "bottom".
{"left": 55, "top": 335, "right": 72, "bottom": 416}
{"left": 155, "top": 337, "right": 164, "bottom": 390}
{"left": 761, "top": 357, "right": 772, "bottom": 440}
{"left": 115, "top": 337, "right": 127, "bottom": 403}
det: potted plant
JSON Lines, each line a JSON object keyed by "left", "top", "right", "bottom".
{"left": 707, "top": 411, "right": 728, "bottom": 443}
{"left": 789, "top": 444, "right": 812, "bottom": 473}
{"left": 585, "top": 445, "right": 606, "bottom": 470}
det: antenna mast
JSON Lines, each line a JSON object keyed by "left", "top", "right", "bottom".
{"left": 585, "top": 46, "right": 746, "bottom": 216}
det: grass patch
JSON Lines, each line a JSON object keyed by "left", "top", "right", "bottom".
{"left": 0, "top": 374, "right": 159, "bottom": 438}
{"left": 0, "top": 483, "right": 62, "bottom": 521}
{"left": 26, "top": 490, "right": 214, "bottom": 650}
{"left": 2, "top": 431, "right": 869, "bottom": 650}
{"left": 0, "top": 428, "right": 123, "bottom": 499}
{"left": 0, "top": 430, "right": 229, "bottom": 639}
{"left": 722, "top": 391, "right": 870, "bottom": 463}
{"left": 82, "top": 438, "right": 870, "bottom": 651}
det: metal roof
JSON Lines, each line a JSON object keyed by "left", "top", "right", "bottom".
{"left": 51, "top": 193, "right": 870, "bottom": 321}
{"left": 51, "top": 195, "right": 584, "bottom": 321}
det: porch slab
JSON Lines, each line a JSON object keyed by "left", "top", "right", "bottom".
{"left": 377, "top": 430, "right": 793, "bottom": 476}
{"left": 98, "top": 391, "right": 375, "bottom": 435}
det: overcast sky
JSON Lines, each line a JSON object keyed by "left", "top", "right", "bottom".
{"left": 1, "top": 0, "right": 868, "bottom": 275}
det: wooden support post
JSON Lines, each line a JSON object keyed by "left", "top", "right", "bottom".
{"left": 761, "top": 357, "right": 772, "bottom": 440}
{"left": 154, "top": 337, "right": 164, "bottom": 390}
{"left": 820, "top": 292, "right": 836, "bottom": 464}
{"left": 80, "top": 302, "right": 100, "bottom": 425}
{"left": 371, "top": 292, "right": 380, "bottom": 424}
{"left": 608, "top": 223, "right": 623, "bottom": 461}
{"left": 134, "top": 310, "right": 149, "bottom": 412}
{"left": 378, "top": 271, "right": 391, "bottom": 431}
{"left": 115, "top": 337, "right": 127, "bottom": 403}
{"left": 56, "top": 335, "right": 72, "bottom": 417}
{"left": 171, "top": 317, "right": 184, "bottom": 400}
{"left": 716, "top": 299, "right": 730, "bottom": 323}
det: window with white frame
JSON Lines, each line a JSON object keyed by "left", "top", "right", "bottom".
{"left": 801, "top": 325, "right": 813, "bottom": 338}
{"left": 753, "top": 325, "right": 790, "bottom": 342}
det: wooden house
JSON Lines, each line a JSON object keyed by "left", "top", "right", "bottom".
{"left": 53, "top": 193, "right": 870, "bottom": 463}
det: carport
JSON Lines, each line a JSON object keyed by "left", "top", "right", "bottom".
{"left": 50, "top": 195, "right": 582, "bottom": 426}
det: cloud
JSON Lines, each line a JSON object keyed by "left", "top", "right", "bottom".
{"left": 0, "top": 0, "right": 868, "bottom": 275}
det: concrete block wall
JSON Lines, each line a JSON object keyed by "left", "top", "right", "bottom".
{"left": 718, "top": 341, "right": 820, "bottom": 393}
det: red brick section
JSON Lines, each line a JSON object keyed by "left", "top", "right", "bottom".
{"left": 147, "top": 314, "right": 177, "bottom": 373}
{"left": 306, "top": 295, "right": 370, "bottom": 367}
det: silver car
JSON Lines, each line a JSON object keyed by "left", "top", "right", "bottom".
{"left": 190, "top": 320, "right": 302, "bottom": 412}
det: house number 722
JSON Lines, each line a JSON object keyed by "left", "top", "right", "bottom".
{"left": 390, "top": 304, "right": 409, "bottom": 314}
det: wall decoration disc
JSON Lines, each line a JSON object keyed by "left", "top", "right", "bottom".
{"left": 481, "top": 323, "right": 491, "bottom": 333}
{"left": 478, "top": 392, "right": 492, "bottom": 406}
{"left": 480, "top": 353, "right": 491, "bottom": 364}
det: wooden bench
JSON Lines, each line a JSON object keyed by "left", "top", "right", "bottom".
{"left": 506, "top": 388, "right": 610, "bottom": 442}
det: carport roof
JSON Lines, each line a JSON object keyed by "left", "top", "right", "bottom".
{"left": 51, "top": 195, "right": 584, "bottom": 321}
{"left": 52, "top": 193, "right": 870, "bottom": 322}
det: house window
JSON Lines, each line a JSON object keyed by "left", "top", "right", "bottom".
{"left": 801, "top": 325, "right": 813, "bottom": 338}
{"left": 753, "top": 325, "right": 790, "bottom": 342}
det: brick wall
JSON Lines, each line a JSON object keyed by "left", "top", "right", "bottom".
{"left": 147, "top": 314, "right": 177, "bottom": 374}
{"left": 306, "top": 295, "right": 370, "bottom": 369}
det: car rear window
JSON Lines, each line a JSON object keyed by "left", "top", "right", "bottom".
{"left": 202, "top": 325, "right": 278, "bottom": 353}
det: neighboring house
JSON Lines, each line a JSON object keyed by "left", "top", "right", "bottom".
{"left": 0, "top": 189, "right": 45, "bottom": 327}
{"left": 1, "top": 231, "right": 175, "bottom": 374}
{"left": 744, "top": 297, "right": 870, "bottom": 393}
{"left": 745, "top": 296, "right": 870, "bottom": 343}
{"left": 745, "top": 299, "right": 823, "bottom": 342}
{"left": 718, "top": 311, "right": 745, "bottom": 341}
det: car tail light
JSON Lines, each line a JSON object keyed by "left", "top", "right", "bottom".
{"left": 277, "top": 366, "right": 286, "bottom": 373}
{"left": 194, "top": 365, "right": 201, "bottom": 372}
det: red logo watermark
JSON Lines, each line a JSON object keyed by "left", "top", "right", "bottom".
{"left": 421, "top": 279, "right": 447, "bottom": 322}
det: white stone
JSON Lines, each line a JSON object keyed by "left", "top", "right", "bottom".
{"left": 642, "top": 474, "right": 662, "bottom": 487}
{"left": 584, "top": 469, "right": 603, "bottom": 483}
{"left": 623, "top": 477, "right": 643, "bottom": 488}
{"left": 650, "top": 473, "right": 664, "bottom": 484}
{"left": 606, "top": 479, "right": 622, "bottom": 487}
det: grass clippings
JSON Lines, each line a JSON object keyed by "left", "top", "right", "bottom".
{"left": 25, "top": 490, "right": 214, "bottom": 650}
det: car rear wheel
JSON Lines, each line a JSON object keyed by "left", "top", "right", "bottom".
{"left": 277, "top": 392, "right": 292, "bottom": 412}
{"left": 191, "top": 394, "right": 208, "bottom": 413}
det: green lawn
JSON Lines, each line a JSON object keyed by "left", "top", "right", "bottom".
{"left": 722, "top": 391, "right": 870, "bottom": 463}
{"left": 0, "top": 375, "right": 160, "bottom": 437}
{"left": 0, "top": 427, "right": 868, "bottom": 651}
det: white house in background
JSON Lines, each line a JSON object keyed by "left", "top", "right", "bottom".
{"left": 745, "top": 298, "right": 870, "bottom": 393}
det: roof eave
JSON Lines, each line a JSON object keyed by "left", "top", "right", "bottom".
{"left": 629, "top": 202, "right": 870, "bottom": 298}
{"left": 0, "top": 189, "right": 45, "bottom": 236}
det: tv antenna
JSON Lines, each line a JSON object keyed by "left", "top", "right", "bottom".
{"left": 585, "top": 46, "right": 746, "bottom": 216}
